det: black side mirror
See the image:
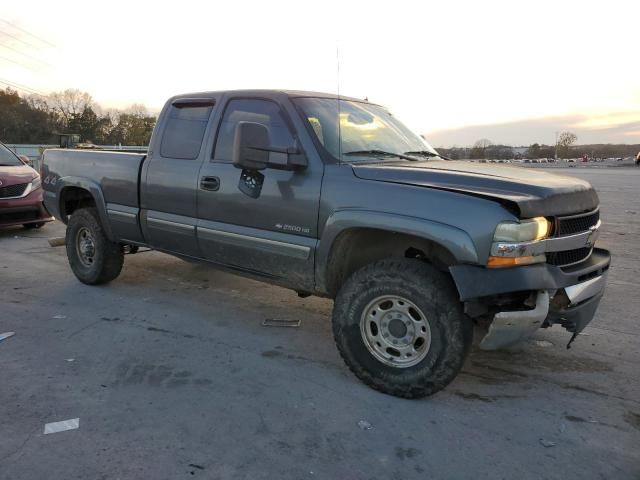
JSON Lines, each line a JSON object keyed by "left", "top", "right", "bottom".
{"left": 232, "top": 121, "right": 270, "bottom": 170}
{"left": 232, "top": 121, "right": 307, "bottom": 171}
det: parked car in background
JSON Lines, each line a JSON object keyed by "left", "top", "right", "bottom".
{"left": 0, "top": 142, "right": 52, "bottom": 229}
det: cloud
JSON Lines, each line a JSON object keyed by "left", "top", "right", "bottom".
{"left": 569, "top": 112, "right": 640, "bottom": 129}
{"left": 425, "top": 112, "right": 640, "bottom": 147}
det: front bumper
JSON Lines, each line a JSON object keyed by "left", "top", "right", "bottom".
{"left": 450, "top": 248, "right": 610, "bottom": 350}
{"left": 0, "top": 189, "right": 53, "bottom": 227}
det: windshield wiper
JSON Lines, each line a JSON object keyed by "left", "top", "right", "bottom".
{"left": 404, "top": 150, "right": 448, "bottom": 160}
{"left": 344, "top": 150, "right": 418, "bottom": 161}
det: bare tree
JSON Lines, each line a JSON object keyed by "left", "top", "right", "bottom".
{"left": 125, "top": 103, "right": 150, "bottom": 118}
{"left": 24, "top": 94, "right": 49, "bottom": 111}
{"left": 557, "top": 131, "right": 578, "bottom": 159}
{"left": 471, "top": 138, "right": 493, "bottom": 159}
{"left": 527, "top": 143, "right": 541, "bottom": 158}
{"left": 46, "top": 89, "right": 95, "bottom": 125}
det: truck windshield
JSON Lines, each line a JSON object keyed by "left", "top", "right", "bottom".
{"left": 0, "top": 144, "right": 24, "bottom": 166}
{"left": 292, "top": 97, "right": 439, "bottom": 162}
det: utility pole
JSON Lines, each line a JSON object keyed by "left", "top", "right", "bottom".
{"left": 554, "top": 131, "right": 558, "bottom": 160}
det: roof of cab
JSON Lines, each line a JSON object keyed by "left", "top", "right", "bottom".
{"left": 168, "top": 89, "right": 372, "bottom": 104}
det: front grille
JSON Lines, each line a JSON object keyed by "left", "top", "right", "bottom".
{"left": 547, "top": 247, "right": 592, "bottom": 266}
{"left": 0, "top": 182, "right": 28, "bottom": 199}
{"left": 547, "top": 209, "right": 600, "bottom": 267}
{"left": 555, "top": 209, "right": 599, "bottom": 237}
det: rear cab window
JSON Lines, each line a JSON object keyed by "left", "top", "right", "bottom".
{"left": 160, "top": 103, "right": 213, "bottom": 160}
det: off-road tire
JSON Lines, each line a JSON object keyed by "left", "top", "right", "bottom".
{"left": 332, "top": 258, "right": 472, "bottom": 399}
{"left": 66, "top": 207, "right": 124, "bottom": 285}
{"left": 23, "top": 222, "right": 45, "bottom": 229}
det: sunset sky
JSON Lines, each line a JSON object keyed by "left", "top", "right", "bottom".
{"left": 1, "top": 0, "right": 638, "bottom": 146}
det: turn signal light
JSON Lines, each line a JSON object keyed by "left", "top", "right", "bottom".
{"left": 487, "top": 255, "right": 546, "bottom": 268}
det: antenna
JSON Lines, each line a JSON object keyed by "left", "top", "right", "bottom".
{"left": 336, "top": 45, "right": 342, "bottom": 161}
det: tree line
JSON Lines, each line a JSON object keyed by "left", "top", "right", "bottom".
{"left": 439, "top": 133, "right": 639, "bottom": 160}
{"left": 0, "top": 88, "right": 156, "bottom": 146}
{"left": 2, "top": 88, "right": 638, "bottom": 157}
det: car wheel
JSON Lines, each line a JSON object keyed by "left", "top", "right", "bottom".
{"left": 65, "top": 207, "right": 124, "bottom": 285}
{"left": 332, "top": 258, "right": 472, "bottom": 398}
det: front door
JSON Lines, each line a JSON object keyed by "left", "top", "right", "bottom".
{"left": 196, "top": 97, "right": 322, "bottom": 290}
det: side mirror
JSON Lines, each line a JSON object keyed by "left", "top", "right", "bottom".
{"left": 232, "top": 121, "right": 307, "bottom": 171}
{"left": 18, "top": 155, "right": 33, "bottom": 166}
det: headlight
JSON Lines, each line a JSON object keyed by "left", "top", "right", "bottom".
{"left": 493, "top": 217, "right": 550, "bottom": 242}
{"left": 22, "top": 176, "right": 42, "bottom": 196}
{"left": 30, "top": 176, "right": 42, "bottom": 191}
{"left": 488, "top": 217, "right": 550, "bottom": 268}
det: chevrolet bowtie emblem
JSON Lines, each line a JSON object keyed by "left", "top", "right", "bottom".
{"left": 585, "top": 225, "right": 598, "bottom": 248}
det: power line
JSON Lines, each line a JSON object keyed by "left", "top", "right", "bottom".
{"left": 0, "top": 81, "right": 43, "bottom": 96}
{"left": 0, "top": 77, "right": 46, "bottom": 96}
{"left": 0, "top": 29, "right": 45, "bottom": 51}
{"left": 0, "top": 53, "right": 36, "bottom": 70}
{"left": 0, "top": 42, "right": 50, "bottom": 67}
{"left": 0, "top": 18, "right": 56, "bottom": 48}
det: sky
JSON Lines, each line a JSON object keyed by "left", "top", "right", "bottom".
{"left": 0, "top": 0, "right": 639, "bottom": 147}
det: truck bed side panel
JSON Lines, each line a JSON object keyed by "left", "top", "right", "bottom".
{"left": 42, "top": 149, "right": 145, "bottom": 242}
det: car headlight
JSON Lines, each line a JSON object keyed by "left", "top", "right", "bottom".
{"left": 488, "top": 217, "right": 550, "bottom": 268}
{"left": 493, "top": 217, "right": 550, "bottom": 242}
{"left": 30, "top": 176, "right": 42, "bottom": 191}
{"left": 22, "top": 176, "right": 42, "bottom": 196}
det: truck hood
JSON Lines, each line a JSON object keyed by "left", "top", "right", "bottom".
{"left": 351, "top": 161, "right": 599, "bottom": 217}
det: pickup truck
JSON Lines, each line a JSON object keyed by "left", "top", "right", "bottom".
{"left": 42, "top": 90, "right": 610, "bottom": 399}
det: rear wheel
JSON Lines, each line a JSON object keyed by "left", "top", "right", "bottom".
{"left": 65, "top": 208, "right": 124, "bottom": 285}
{"left": 332, "top": 258, "right": 472, "bottom": 398}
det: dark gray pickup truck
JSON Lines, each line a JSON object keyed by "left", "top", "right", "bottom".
{"left": 42, "top": 90, "right": 610, "bottom": 398}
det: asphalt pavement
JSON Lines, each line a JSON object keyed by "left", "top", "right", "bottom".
{"left": 1, "top": 167, "right": 639, "bottom": 480}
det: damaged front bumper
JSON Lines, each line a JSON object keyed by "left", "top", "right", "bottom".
{"left": 450, "top": 248, "right": 610, "bottom": 350}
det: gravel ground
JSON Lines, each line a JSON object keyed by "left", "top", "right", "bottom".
{"left": 1, "top": 167, "right": 639, "bottom": 480}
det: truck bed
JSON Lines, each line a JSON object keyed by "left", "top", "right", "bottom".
{"left": 42, "top": 149, "right": 145, "bottom": 208}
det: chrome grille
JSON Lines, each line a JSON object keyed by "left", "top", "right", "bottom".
{"left": 555, "top": 209, "right": 599, "bottom": 237}
{"left": 0, "top": 183, "right": 28, "bottom": 199}
{"left": 549, "top": 209, "right": 600, "bottom": 267}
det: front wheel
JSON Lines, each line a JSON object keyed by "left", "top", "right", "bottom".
{"left": 65, "top": 207, "right": 124, "bottom": 285}
{"left": 332, "top": 258, "right": 472, "bottom": 398}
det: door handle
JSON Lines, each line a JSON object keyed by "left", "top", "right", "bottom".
{"left": 200, "top": 176, "right": 220, "bottom": 191}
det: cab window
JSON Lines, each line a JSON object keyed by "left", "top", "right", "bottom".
{"left": 160, "top": 104, "right": 212, "bottom": 160}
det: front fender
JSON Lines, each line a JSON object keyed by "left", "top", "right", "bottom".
{"left": 315, "top": 209, "right": 479, "bottom": 292}
{"left": 55, "top": 176, "right": 115, "bottom": 241}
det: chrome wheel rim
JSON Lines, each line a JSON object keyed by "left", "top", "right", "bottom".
{"left": 360, "top": 295, "right": 432, "bottom": 368}
{"left": 76, "top": 227, "right": 96, "bottom": 267}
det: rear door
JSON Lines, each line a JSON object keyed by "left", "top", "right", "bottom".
{"left": 140, "top": 99, "right": 215, "bottom": 257}
{"left": 196, "top": 96, "right": 322, "bottom": 290}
